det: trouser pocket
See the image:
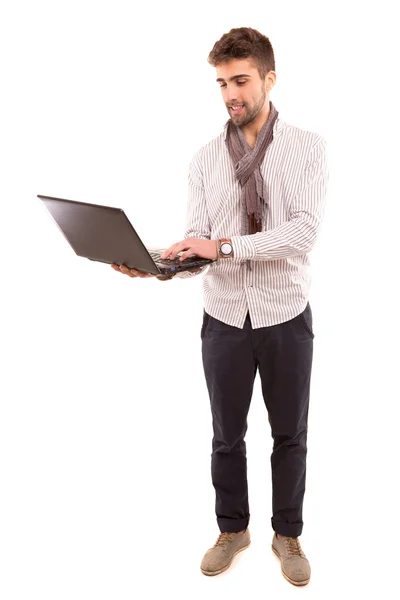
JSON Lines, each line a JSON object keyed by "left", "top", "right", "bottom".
{"left": 299, "top": 302, "right": 314, "bottom": 339}
{"left": 201, "top": 310, "right": 210, "bottom": 339}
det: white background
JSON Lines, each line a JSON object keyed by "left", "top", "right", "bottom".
{"left": 1, "top": 1, "right": 399, "bottom": 598}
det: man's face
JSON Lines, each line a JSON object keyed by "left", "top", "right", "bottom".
{"left": 216, "top": 58, "right": 272, "bottom": 128}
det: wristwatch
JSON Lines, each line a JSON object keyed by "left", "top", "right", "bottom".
{"left": 218, "top": 238, "right": 234, "bottom": 259}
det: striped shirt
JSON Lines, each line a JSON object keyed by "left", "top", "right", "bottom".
{"left": 176, "top": 115, "right": 329, "bottom": 329}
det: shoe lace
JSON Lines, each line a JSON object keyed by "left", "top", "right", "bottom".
{"left": 213, "top": 532, "right": 234, "bottom": 548}
{"left": 283, "top": 537, "right": 305, "bottom": 558}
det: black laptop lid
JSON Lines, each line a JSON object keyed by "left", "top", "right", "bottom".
{"left": 37, "top": 195, "right": 161, "bottom": 274}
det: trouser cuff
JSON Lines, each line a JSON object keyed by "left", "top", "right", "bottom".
{"left": 217, "top": 516, "right": 249, "bottom": 533}
{"left": 271, "top": 517, "right": 303, "bottom": 538}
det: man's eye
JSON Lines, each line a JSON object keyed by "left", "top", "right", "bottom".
{"left": 219, "top": 80, "right": 246, "bottom": 88}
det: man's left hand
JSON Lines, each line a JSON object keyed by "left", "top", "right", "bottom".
{"left": 160, "top": 238, "right": 218, "bottom": 261}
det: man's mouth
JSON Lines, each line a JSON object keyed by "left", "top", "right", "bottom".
{"left": 230, "top": 104, "right": 245, "bottom": 113}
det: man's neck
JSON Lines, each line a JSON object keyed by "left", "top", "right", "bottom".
{"left": 241, "top": 104, "right": 271, "bottom": 149}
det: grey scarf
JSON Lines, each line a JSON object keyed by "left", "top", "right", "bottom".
{"left": 225, "top": 101, "right": 279, "bottom": 234}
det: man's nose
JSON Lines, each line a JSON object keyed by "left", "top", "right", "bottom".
{"left": 225, "top": 87, "right": 239, "bottom": 104}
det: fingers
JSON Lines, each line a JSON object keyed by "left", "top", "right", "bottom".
{"left": 111, "top": 264, "right": 154, "bottom": 278}
{"left": 161, "top": 241, "right": 188, "bottom": 260}
{"left": 160, "top": 244, "right": 179, "bottom": 260}
{"left": 163, "top": 246, "right": 188, "bottom": 261}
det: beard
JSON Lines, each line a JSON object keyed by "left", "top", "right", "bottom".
{"left": 228, "top": 86, "right": 266, "bottom": 128}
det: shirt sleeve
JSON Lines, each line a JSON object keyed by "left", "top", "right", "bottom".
{"left": 230, "top": 137, "right": 329, "bottom": 261}
{"left": 174, "top": 149, "right": 211, "bottom": 279}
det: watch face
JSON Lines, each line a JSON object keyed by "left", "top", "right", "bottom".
{"left": 220, "top": 242, "right": 232, "bottom": 255}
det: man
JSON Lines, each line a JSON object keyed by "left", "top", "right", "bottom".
{"left": 112, "top": 27, "right": 329, "bottom": 587}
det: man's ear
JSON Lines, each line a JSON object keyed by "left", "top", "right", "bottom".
{"left": 266, "top": 71, "right": 276, "bottom": 92}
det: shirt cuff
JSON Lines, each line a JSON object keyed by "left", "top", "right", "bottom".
{"left": 230, "top": 235, "right": 257, "bottom": 260}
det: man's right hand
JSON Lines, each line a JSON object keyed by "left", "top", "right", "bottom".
{"left": 111, "top": 263, "right": 174, "bottom": 280}
{"left": 111, "top": 263, "right": 155, "bottom": 278}
{"left": 111, "top": 262, "right": 204, "bottom": 280}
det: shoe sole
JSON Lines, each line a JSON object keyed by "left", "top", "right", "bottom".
{"left": 271, "top": 545, "right": 310, "bottom": 586}
{"left": 200, "top": 540, "right": 251, "bottom": 576}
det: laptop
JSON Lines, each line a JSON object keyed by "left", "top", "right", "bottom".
{"left": 37, "top": 195, "right": 214, "bottom": 275}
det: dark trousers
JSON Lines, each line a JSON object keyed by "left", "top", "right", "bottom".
{"left": 201, "top": 303, "right": 314, "bottom": 538}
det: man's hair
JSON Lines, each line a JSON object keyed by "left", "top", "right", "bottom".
{"left": 208, "top": 27, "right": 275, "bottom": 80}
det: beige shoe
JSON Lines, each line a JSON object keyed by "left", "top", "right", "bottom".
{"left": 272, "top": 533, "right": 311, "bottom": 586}
{"left": 200, "top": 529, "right": 251, "bottom": 576}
